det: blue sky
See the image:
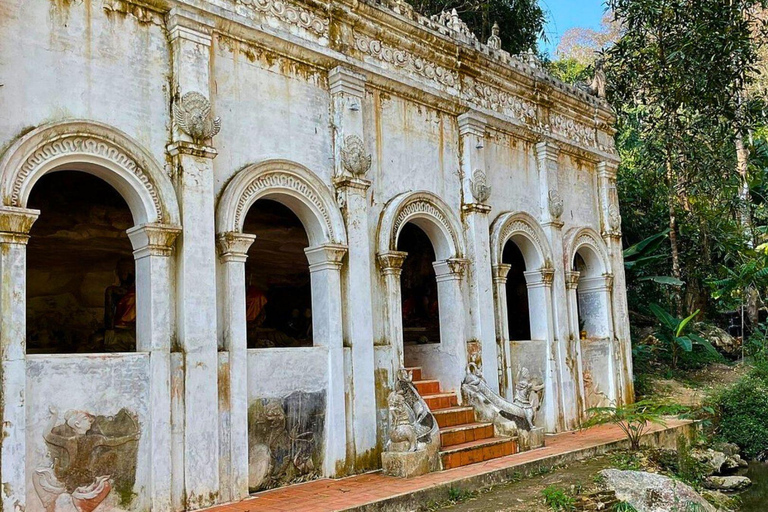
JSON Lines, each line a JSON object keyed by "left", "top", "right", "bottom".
{"left": 539, "top": 0, "right": 607, "bottom": 56}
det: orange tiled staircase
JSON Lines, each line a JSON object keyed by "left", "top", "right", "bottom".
{"left": 405, "top": 366, "right": 518, "bottom": 469}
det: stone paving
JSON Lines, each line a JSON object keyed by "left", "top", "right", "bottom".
{"left": 203, "top": 419, "right": 691, "bottom": 512}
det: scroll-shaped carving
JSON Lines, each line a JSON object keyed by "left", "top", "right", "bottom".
{"left": 470, "top": 169, "right": 491, "bottom": 203}
{"left": 173, "top": 92, "right": 221, "bottom": 144}
{"left": 548, "top": 189, "right": 564, "bottom": 220}
{"left": 461, "top": 363, "right": 545, "bottom": 449}
{"left": 487, "top": 22, "right": 501, "bottom": 50}
{"left": 340, "top": 135, "right": 372, "bottom": 178}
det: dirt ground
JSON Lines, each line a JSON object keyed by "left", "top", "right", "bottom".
{"left": 646, "top": 362, "right": 748, "bottom": 407}
{"left": 435, "top": 456, "right": 615, "bottom": 512}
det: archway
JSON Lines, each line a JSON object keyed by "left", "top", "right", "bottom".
{"left": 26, "top": 171, "right": 137, "bottom": 353}
{"left": 216, "top": 160, "right": 348, "bottom": 493}
{"left": 377, "top": 191, "right": 467, "bottom": 393}
{"left": 502, "top": 241, "right": 531, "bottom": 342}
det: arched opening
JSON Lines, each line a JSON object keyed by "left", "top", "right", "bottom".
{"left": 573, "top": 249, "right": 610, "bottom": 340}
{"left": 243, "top": 199, "right": 312, "bottom": 348}
{"left": 398, "top": 223, "right": 440, "bottom": 345}
{"left": 26, "top": 171, "right": 136, "bottom": 353}
{"left": 502, "top": 240, "right": 531, "bottom": 341}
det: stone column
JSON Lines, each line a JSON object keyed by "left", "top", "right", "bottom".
{"left": 433, "top": 259, "right": 469, "bottom": 395}
{"left": 491, "top": 264, "right": 512, "bottom": 397}
{"left": 167, "top": 9, "right": 221, "bottom": 508}
{"left": 598, "top": 159, "right": 633, "bottom": 404}
{"left": 564, "top": 270, "right": 585, "bottom": 416}
{"left": 578, "top": 274, "right": 618, "bottom": 403}
{"left": 523, "top": 268, "right": 560, "bottom": 431}
{"left": 305, "top": 244, "right": 348, "bottom": 476}
{"left": 215, "top": 232, "right": 256, "bottom": 503}
{"left": 0, "top": 206, "right": 38, "bottom": 512}
{"left": 127, "top": 223, "right": 182, "bottom": 512}
{"left": 458, "top": 111, "right": 498, "bottom": 392}
{"left": 535, "top": 140, "right": 573, "bottom": 431}
{"left": 377, "top": 251, "right": 407, "bottom": 367}
{"left": 330, "top": 67, "right": 377, "bottom": 468}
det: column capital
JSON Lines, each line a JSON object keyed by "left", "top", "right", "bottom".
{"left": 377, "top": 250, "right": 407, "bottom": 275}
{"left": 597, "top": 160, "right": 620, "bottom": 179}
{"left": 167, "top": 8, "right": 214, "bottom": 46}
{"left": 492, "top": 263, "right": 511, "bottom": 284}
{"left": 433, "top": 258, "right": 468, "bottom": 281}
{"left": 462, "top": 203, "right": 492, "bottom": 214}
{"left": 579, "top": 273, "right": 614, "bottom": 292}
{"left": 536, "top": 139, "right": 560, "bottom": 164}
{"left": 565, "top": 270, "right": 581, "bottom": 290}
{"left": 305, "top": 243, "right": 347, "bottom": 271}
{"left": 216, "top": 232, "right": 257, "bottom": 263}
{"left": 127, "top": 223, "right": 182, "bottom": 259}
{"left": 334, "top": 176, "right": 371, "bottom": 193}
{"left": 524, "top": 267, "right": 555, "bottom": 288}
{"left": 328, "top": 67, "right": 367, "bottom": 97}
{"left": 0, "top": 206, "right": 39, "bottom": 244}
{"left": 458, "top": 110, "right": 487, "bottom": 137}
{"left": 167, "top": 141, "right": 218, "bottom": 159}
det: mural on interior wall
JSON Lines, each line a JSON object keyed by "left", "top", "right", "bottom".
{"left": 248, "top": 391, "right": 325, "bottom": 491}
{"left": 32, "top": 407, "right": 140, "bottom": 512}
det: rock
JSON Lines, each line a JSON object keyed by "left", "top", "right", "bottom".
{"left": 712, "top": 442, "right": 741, "bottom": 457}
{"left": 599, "top": 469, "right": 716, "bottom": 512}
{"left": 722, "top": 454, "right": 748, "bottom": 471}
{"left": 701, "top": 489, "right": 737, "bottom": 511}
{"left": 703, "top": 476, "right": 752, "bottom": 492}
{"left": 695, "top": 323, "right": 740, "bottom": 357}
{"left": 691, "top": 449, "right": 728, "bottom": 475}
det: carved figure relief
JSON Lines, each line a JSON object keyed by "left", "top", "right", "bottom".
{"left": 548, "top": 189, "right": 564, "bottom": 220}
{"left": 486, "top": 22, "right": 501, "bottom": 50}
{"left": 386, "top": 390, "right": 418, "bottom": 452}
{"left": 172, "top": 92, "right": 221, "bottom": 144}
{"left": 248, "top": 391, "right": 324, "bottom": 491}
{"left": 582, "top": 370, "right": 609, "bottom": 409}
{"left": 512, "top": 367, "right": 545, "bottom": 429}
{"left": 34, "top": 407, "right": 140, "bottom": 512}
{"left": 607, "top": 204, "right": 622, "bottom": 232}
{"left": 470, "top": 170, "right": 491, "bottom": 203}
{"left": 339, "top": 135, "right": 372, "bottom": 177}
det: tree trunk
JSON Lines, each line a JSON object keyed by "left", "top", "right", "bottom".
{"left": 666, "top": 156, "right": 683, "bottom": 317}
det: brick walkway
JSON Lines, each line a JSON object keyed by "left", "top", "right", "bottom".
{"left": 205, "top": 419, "right": 690, "bottom": 512}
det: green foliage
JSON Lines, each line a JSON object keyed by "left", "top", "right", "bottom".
{"left": 709, "top": 365, "right": 768, "bottom": 458}
{"left": 541, "top": 485, "right": 575, "bottom": 511}
{"left": 649, "top": 304, "right": 722, "bottom": 368}
{"left": 446, "top": 486, "right": 476, "bottom": 503}
{"left": 585, "top": 399, "right": 688, "bottom": 450}
{"left": 409, "top": 0, "right": 545, "bottom": 54}
{"left": 609, "top": 450, "right": 643, "bottom": 470}
{"left": 546, "top": 58, "right": 591, "bottom": 85}
{"left": 612, "top": 502, "right": 639, "bottom": 512}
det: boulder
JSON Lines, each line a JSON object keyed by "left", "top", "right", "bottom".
{"left": 700, "top": 490, "right": 737, "bottom": 511}
{"left": 703, "top": 476, "right": 752, "bottom": 492}
{"left": 690, "top": 449, "right": 728, "bottom": 475}
{"left": 721, "top": 454, "right": 748, "bottom": 471}
{"left": 599, "top": 469, "right": 716, "bottom": 512}
{"left": 695, "top": 323, "right": 740, "bottom": 357}
{"left": 712, "top": 442, "right": 741, "bottom": 457}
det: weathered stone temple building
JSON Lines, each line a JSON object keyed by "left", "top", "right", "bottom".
{"left": 0, "top": 0, "right": 631, "bottom": 510}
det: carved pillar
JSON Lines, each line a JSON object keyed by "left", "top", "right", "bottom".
{"left": 535, "top": 140, "right": 574, "bottom": 431}
{"left": 598, "top": 159, "right": 633, "bottom": 404}
{"left": 491, "top": 264, "right": 512, "bottom": 396}
{"left": 523, "top": 268, "right": 560, "bottom": 432}
{"left": 127, "top": 223, "right": 181, "bottom": 512}
{"left": 578, "top": 273, "right": 618, "bottom": 403}
{"left": 378, "top": 251, "right": 407, "bottom": 374}
{"left": 433, "top": 259, "right": 469, "bottom": 396}
{"left": 330, "top": 67, "right": 377, "bottom": 468}
{"left": 166, "top": 10, "right": 221, "bottom": 509}
{"left": 0, "top": 207, "right": 38, "bottom": 512}
{"left": 458, "top": 111, "right": 498, "bottom": 392}
{"left": 564, "top": 270, "right": 586, "bottom": 416}
{"left": 305, "top": 244, "right": 348, "bottom": 476}
{"left": 215, "top": 232, "right": 256, "bottom": 503}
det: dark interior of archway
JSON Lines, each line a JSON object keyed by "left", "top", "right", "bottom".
{"left": 503, "top": 241, "right": 531, "bottom": 341}
{"left": 243, "top": 199, "right": 312, "bottom": 348}
{"left": 398, "top": 223, "right": 440, "bottom": 344}
{"left": 574, "top": 253, "right": 587, "bottom": 338}
{"left": 26, "top": 171, "right": 136, "bottom": 354}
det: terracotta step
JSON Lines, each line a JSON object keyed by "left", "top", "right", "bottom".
{"left": 402, "top": 366, "right": 422, "bottom": 381}
{"left": 439, "top": 422, "right": 494, "bottom": 447}
{"left": 412, "top": 379, "right": 441, "bottom": 395}
{"left": 421, "top": 392, "right": 458, "bottom": 410}
{"left": 440, "top": 437, "right": 518, "bottom": 469}
{"left": 432, "top": 406, "right": 475, "bottom": 428}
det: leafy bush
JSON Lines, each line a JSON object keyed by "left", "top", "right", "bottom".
{"left": 585, "top": 399, "right": 688, "bottom": 450}
{"left": 541, "top": 486, "right": 575, "bottom": 511}
{"left": 649, "top": 304, "right": 721, "bottom": 369}
{"left": 710, "top": 368, "right": 768, "bottom": 459}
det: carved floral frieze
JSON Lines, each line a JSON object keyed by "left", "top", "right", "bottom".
{"left": 235, "top": 0, "right": 329, "bottom": 39}
{"left": 461, "top": 76, "right": 537, "bottom": 125}
{"left": 550, "top": 113, "right": 596, "bottom": 148}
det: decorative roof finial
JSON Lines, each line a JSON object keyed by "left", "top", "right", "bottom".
{"left": 487, "top": 22, "right": 501, "bottom": 50}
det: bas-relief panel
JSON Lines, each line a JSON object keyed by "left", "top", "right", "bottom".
{"left": 0, "top": 0, "right": 170, "bottom": 162}
{"left": 580, "top": 340, "right": 612, "bottom": 409}
{"left": 560, "top": 155, "right": 598, "bottom": 227}
{"left": 246, "top": 348, "right": 328, "bottom": 491}
{"left": 366, "top": 92, "right": 460, "bottom": 205}
{"left": 507, "top": 340, "right": 547, "bottom": 428}
{"left": 212, "top": 36, "right": 333, "bottom": 193}
{"left": 25, "top": 355, "right": 150, "bottom": 512}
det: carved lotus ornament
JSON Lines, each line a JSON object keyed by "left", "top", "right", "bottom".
{"left": 470, "top": 169, "right": 491, "bottom": 203}
{"left": 173, "top": 92, "right": 221, "bottom": 144}
{"left": 340, "top": 135, "right": 372, "bottom": 177}
{"left": 548, "top": 189, "right": 564, "bottom": 219}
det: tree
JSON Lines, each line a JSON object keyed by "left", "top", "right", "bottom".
{"left": 409, "top": 0, "right": 546, "bottom": 54}
{"left": 556, "top": 11, "right": 623, "bottom": 65}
